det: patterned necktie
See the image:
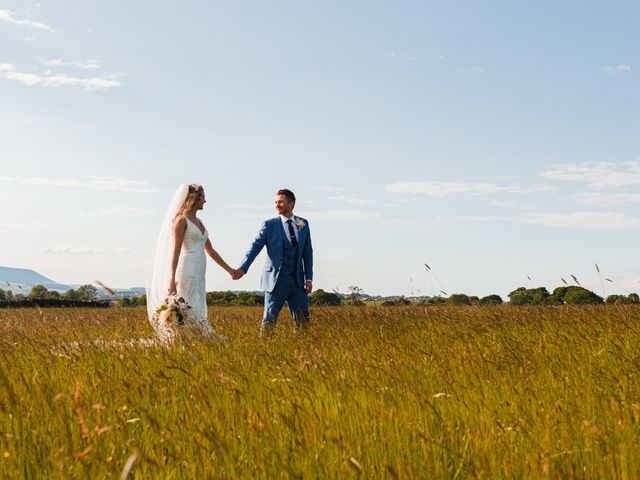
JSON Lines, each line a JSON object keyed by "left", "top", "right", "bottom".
{"left": 286, "top": 219, "right": 298, "bottom": 247}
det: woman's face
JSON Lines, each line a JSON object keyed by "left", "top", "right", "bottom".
{"left": 196, "top": 192, "right": 206, "bottom": 210}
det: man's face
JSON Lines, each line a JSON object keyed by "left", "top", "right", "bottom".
{"left": 275, "top": 194, "right": 294, "bottom": 217}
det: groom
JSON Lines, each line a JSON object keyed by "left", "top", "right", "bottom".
{"left": 233, "top": 189, "right": 313, "bottom": 334}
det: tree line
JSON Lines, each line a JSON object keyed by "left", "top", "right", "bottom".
{"left": 408, "top": 287, "right": 638, "bottom": 306}
{"left": 1, "top": 284, "right": 638, "bottom": 307}
{"left": 0, "top": 284, "right": 99, "bottom": 302}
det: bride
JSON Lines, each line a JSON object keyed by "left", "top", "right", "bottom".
{"left": 147, "top": 183, "right": 236, "bottom": 341}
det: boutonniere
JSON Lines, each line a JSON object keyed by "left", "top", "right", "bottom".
{"left": 295, "top": 219, "right": 306, "bottom": 231}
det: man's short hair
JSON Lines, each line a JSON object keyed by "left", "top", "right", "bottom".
{"left": 277, "top": 189, "right": 296, "bottom": 203}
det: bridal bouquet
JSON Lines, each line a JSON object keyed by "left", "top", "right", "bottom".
{"left": 154, "top": 294, "right": 192, "bottom": 331}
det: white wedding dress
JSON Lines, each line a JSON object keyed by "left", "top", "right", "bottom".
{"left": 147, "top": 184, "right": 217, "bottom": 342}
{"left": 174, "top": 218, "right": 212, "bottom": 332}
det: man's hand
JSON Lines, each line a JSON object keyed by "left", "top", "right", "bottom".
{"left": 304, "top": 280, "right": 313, "bottom": 294}
{"left": 231, "top": 268, "right": 245, "bottom": 280}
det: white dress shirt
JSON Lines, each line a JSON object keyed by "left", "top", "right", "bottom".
{"left": 279, "top": 214, "right": 299, "bottom": 245}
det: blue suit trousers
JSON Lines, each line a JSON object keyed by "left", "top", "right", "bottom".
{"left": 262, "top": 273, "right": 309, "bottom": 333}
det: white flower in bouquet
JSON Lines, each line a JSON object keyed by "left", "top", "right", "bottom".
{"left": 154, "top": 294, "right": 191, "bottom": 333}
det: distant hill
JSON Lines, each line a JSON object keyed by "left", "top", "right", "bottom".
{"left": 0, "top": 266, "right": 71, "bottom": 293}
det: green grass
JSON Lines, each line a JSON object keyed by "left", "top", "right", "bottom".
{"left": 0, "top": 305, "right": 639, "bottom": 478}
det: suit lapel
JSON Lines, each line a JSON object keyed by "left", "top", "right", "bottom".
{"left": 294, "top": 217, "right": 306, "bottom": 259}
{"left": 275, "top": 217, "right": 286, "bottom": 247}
{"left": 297, "top": 219, "right": 306, "bottom": 247}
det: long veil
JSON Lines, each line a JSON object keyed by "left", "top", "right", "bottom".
{"left": 146, "top": 183, "right": 189, "bottom": 331}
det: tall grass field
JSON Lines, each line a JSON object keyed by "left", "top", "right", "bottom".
{"left": 0, "top": 305, "right": 638, "bottom": 478}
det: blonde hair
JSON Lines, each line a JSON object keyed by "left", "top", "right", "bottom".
{"left": 175, "top": 183, "right": 204, "bottom": 219}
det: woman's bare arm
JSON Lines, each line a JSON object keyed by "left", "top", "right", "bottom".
{"left": 205, "top": 238, "right": 234, "bottom": 275}
{"left": 168, "top": 217, "right": 187, "bottom": 293}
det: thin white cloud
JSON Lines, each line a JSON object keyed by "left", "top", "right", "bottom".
{"left": 384, "top": 52, "right": 420, "bottom": 61}
{"left": 42, "top": 247, "right": 130, "bottom": 255}
{"left": 299, "top": 199, "right": 322, "bottom": 207}
{"left": 43, "top": 58, "right": 100, "bottom": 70}
{"left": 480, "top": 184, "right": 555, "bottom": 194}
{"left": 16, "top": 114, "right": 35, "bottom": 123}
{"left": 432, "top": 215, "right": 512, "bottom": 223}
{"left": 0, "top": 9, "right": 54, "bottom": 31}
{"left": 99, "top": 207, "right": 155, "bottom": 217}
{"left": 0, "top": 222, "right": 44, "bottom": 234}
{"left": 540, "top": 161, "right": 640, "bottom": 188}
{"left": 218, "top": 203, "right": 267, "bottom": 210}
{"left": 230, "top": 213, "right": 275, "bottom": 220}
{"left": 312, "top": 211, "right": 382, "bottom": 221}
{"left": 311, "top": 186, "right": 344, "bottom": 193}
{"left": 602, "top": 64, "right": 632, "bottom": 76}
{"left": 488, "top": 200, "right": 519, "bottom": 208}
{"left": 0, "top": 63, "right": 120, "bottom": 91}
{"left": 385, "top": 181, "right": 554, "bottom": 197}
{"left": 2, "top": 176, "right": 159, "bottom": 193}
{"left": 575, "top": 192, "right": 640, "bottom": 205}
{"left": 328, "top": 195, "right": 373, "bottom": 206}
{"left": 86, "top": 177, "right": 158, "bottom": 192}
{"left": 520, "top": 211, "right": 640, "bottom": 230}
{"left": 387, "top": 181, "right": 497, "bottom": 196}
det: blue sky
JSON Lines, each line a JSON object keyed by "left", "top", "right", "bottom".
{"left": 1, "top": 1, "right": 639, "bottom": 297}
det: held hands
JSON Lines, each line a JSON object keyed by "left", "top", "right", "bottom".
{"left": 229, "top": 268, "right": 245, "bottom": 280}
{"left": 305, "top": 280, "right": 313, "bottom": 294}
{"left": 167, "top": 279, "right": 177, "bottom": 295}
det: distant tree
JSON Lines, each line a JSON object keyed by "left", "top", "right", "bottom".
{"left": 381, "top": 297, "right": 411, "bottom": 306}
{"left": 63, "top": 289, "right": 79, "bottom": 301}
{"left": 5, "top": 290, "right": 13, "bottom": 301}
{"left": 422, "top": 296, "right": 447, "bottom": 305}
{"left": 548, "top": 287, "right": 567, "bottom": 304}
{"left": 347, "top": 286, "right": 365, "bottom": 306}
{"left": 469, "top": 296, "right": 480, "bottom": 306}
{"left": 76, "top": 284, "right": 98, "bottom": 302}
{"left": 544, "top": 294, "right": 564, "bottom": 305}
{"left": 606, "top": 293, "right": 639, "bottom": 304}
{"left": 531, "top": 287, "right": 551, "bottom": 304}
{"left": 550, "top": 286, "right": 581, "bottom": 304}
{"left": 14, "top": 294, "right": 25, "bottom": 301}
{"left": 205, "top": 291, "right": 264, "bottom": 306}
{"left": 45, "top": 290, "right": 61, "bottom": 299}
{"left": 207, "top": 291, "right": 236, "bottom": 305}
{"left": 135, "top": 294, "right": 147, "bottom": 306}
{"left": 234, "top": 292, "right": 263, "bottom": 306}
{"left": 552, "top": 286, "right": 569, "bottom": 298}
{"left": 607, "top": 294, "right": 624, "bottom": 304}
{"left": 479, "top": 294, "right": 503, "bottom": 305}
{"left": 563, "top": 287, "right": 603, "bottom": 305}
{"left": 508, "top": 287, "right": 531, "bottom": 305}
{"left": 508, "top": 287, "right": 550, "bottom": 305}
{"left": 446, "top": 294, "right": 471, "bottom": 306}
{"left": 0, "top": 289, "right": 6, "bottom": 302}
{"left": 309, "top": 289, "right": 342, "bottom": 306}
{"left": 28, "top": 284, "right": 49, "bottom": 299}
{"left": 117, "top": 297, "right": 132, "bottom": 307}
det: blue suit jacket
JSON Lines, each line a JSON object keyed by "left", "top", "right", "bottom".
{"left": 240, "top": 216, "right": 313, "bottom": 293}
